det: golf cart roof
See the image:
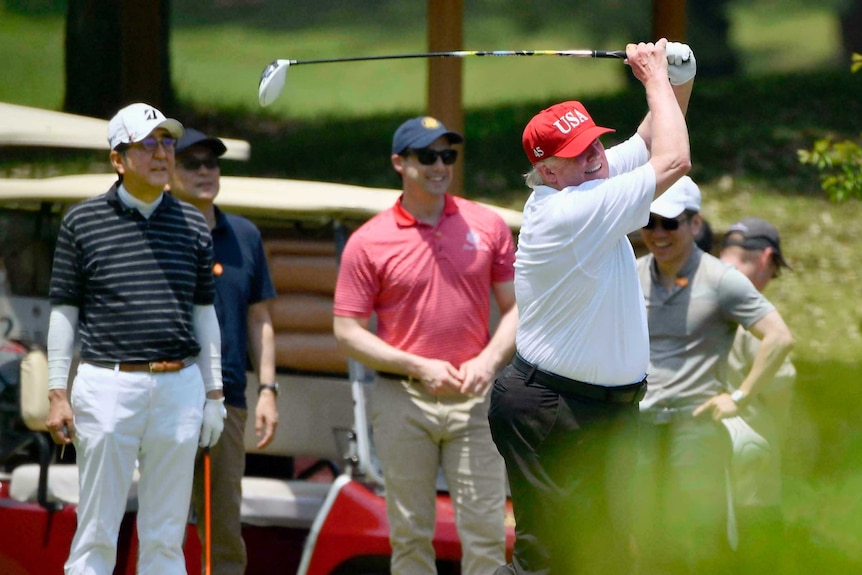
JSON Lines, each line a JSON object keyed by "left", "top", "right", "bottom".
{"left": 0, "top": 174, "right": 523, "bottom": 230}
{"left": 0, "top": 102, "right": 251, "bottom": 161}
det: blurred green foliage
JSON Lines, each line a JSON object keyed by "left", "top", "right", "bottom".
{"left": 798, "top": 54, "right": 862, "bottom": 201}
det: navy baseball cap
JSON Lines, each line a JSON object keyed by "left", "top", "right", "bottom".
{"left": 392, "top": 116, "right": 463, "bottom": 155}
{"left": 722, "top": 218, "right": 792, "bottom": 270}
{"left": 175, "top": 128, "right": 227, "bottom": 157}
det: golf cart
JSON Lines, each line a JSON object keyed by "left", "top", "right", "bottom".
{"left": 0, "top": 172, "right": 520, "bottom": 575}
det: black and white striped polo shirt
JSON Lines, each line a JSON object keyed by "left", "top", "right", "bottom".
{"left": 49, "top": 182, "right": 216, "bottom": 363}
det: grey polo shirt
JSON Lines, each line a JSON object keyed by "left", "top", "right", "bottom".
{"left": 637, "top": 248, "right": 774, "bottom": 411}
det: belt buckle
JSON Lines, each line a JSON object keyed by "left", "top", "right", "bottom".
{"left": 148, "top": 361, "right": 169, "bottom": 373}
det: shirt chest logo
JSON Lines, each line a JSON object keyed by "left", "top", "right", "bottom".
{"left": 462, "top": 230, "right": 489, "bottom": 252}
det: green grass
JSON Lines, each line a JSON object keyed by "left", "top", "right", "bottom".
{"left": 0, "top": 8, "right": 64, "bottom": 110}
{"left": 0, "top": 3, "right": 845, "bottom": 118}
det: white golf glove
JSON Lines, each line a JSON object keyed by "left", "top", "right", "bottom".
{"left": 666, "top": 42, "right": 696, "bottom": 85}
{"left": 200, "top": 397, "right": 227, "bottom": 448}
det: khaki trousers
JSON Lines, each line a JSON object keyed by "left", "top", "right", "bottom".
{"left": 371, "top": 376, "right": 507, "bottom": 575}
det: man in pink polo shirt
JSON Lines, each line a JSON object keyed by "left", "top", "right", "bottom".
{"left": 333, "top": 116, "right": 518, "bottom": 575}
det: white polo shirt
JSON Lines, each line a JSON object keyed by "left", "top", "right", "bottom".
{"left": 514, "top": 134, "right": 654, "bottom": 385}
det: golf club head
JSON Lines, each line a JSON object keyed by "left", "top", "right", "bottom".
{"left": 258, "top": 60, "right": 290, "bottom": 107}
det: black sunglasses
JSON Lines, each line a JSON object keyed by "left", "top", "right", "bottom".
{"left": 404, "top": 148, "right": 458, "bottom": 166}
{"left": 643, "top": 215, "right": 688, "bottom": 231}
{"left": 179, "top": 156, "right": 220, "bottom": 170}
{"left": 133, "top": 136, "right": 176, "bottom": 152}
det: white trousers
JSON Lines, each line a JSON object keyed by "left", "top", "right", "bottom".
{"left": 65, "top": 362, "right": 204, "bottom": 575}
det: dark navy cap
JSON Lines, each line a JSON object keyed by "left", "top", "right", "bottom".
{"left": 392, "top": 116, "right": 463, "bottom": 155}
{"left": 722, "top": 217, "right": 791, "bottom": 269}
{"left": 175, "top": 128, "right": 227, "bottom": 157}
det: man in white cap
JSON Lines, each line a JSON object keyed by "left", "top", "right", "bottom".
{"left": 634, "top": 177, "right": 794, "bottom": 574}
{"left": 46, "top": 102, "right": 226, "bottom": 575}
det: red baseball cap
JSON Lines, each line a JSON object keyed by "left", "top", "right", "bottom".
{"left": 522, "top": 101, "right": 614, "bottom": 164}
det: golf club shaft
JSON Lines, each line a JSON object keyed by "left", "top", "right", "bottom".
{"left": 281, "top": 49, "right": 626, "bottom": 66}
{"left": 204, "top": 448, "right": 212, "bottom": 575}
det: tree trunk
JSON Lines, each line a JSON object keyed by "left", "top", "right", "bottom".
{"left": 64, "top": 0, "right": 174, "bottom": 119}
{"left": 687, "top": 0, "right": 738, "bottom": 77}
{"left": 840, "top": 0, "right": 862, "bottom": 60}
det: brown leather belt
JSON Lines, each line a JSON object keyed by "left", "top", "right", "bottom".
{"left": 83, "top": 358, "right": 194, "bottom": 373}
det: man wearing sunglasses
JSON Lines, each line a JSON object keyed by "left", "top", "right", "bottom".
{"left": 489, "top": 40, "right": 695, "bottom": 575}
{"left": 634, "top": 178, "right": 794, "bottom": 574}
{"left": 333, "top": 116, "right": 518, "bottom": 575}
{"left": 719, "top": 218, "right": 795, "bottom": 574}
{"left": 45, "top": 103, "right": 225, "bottom": 575}
{"left": 169, "top": 128, "right": 278, "bottom": 575}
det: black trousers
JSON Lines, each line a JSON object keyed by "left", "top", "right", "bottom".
{"left": 488, "top": 363, "right": 640, "bottom": 575}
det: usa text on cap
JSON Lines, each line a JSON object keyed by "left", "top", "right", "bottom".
{"left": 521, "top": 101, "right": 614, "bottom": 164}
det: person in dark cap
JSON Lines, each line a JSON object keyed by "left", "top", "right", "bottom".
{"left": 333, "top": 116, "right": 518, "bottom": 575}
{"left": 169, "top": 128, "right": 278, "bottom": 575}
{"left": 721, "top": 217, "right": 792, "bottom": 281}
{"left": 720, "top": 217, "right": 795, "bottom": 574}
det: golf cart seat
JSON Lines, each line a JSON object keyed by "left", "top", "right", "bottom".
{"left": 239, "top": 372, "right": 354, "bottom": 529}
{"left": 1, "top": 347, "right": 62, "bottom": 506}
{"left": 6, "top": 349, "right": 141, "bottom": 510}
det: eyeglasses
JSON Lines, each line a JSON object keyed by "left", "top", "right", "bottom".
{"left": 643, "top": 215, "right": 688, "bottom": 231}
{"left": 132, "top": 136, "right": 176, "bottom": 152}
{"left": 178, "top": 156, "right": 220, "bottom": 170}
{"left": 404, "top": 148, "right": 458, "bottom": 166}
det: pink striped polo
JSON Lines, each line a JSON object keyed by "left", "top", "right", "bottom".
{"left": 334, "top": 194, "right": 515, "bottom": 368}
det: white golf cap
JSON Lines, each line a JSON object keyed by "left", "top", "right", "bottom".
{"left": 650, "top": 175, "right": 701, "bottom": 218}
{"left": 107, "top": 102, "right": 184, "bottom": 150}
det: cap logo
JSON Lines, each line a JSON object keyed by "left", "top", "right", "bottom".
{"left": 421, "top": 117, "right": 441, "bottom": 129}
{"left": 532, "top": 147, "right": 545, "bottom": 158}
{"left": 144, "top": 107, "right": 158, "bottom": 121}
{"left": 552, "top": 109, "right": 590, "bottom": 134}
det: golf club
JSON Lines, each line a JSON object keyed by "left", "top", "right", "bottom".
{"left": 258, "top": 49, "right": 626, "bottom": 107}
{"left": 204, "top": 448, "right": 212, "bottom": 575}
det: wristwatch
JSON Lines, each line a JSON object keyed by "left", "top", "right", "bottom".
{"left": 730, "top": 389, "right": 746, "bottom": 405}
{"left": 258, "top": 382, "right": 279, "bottom": 396}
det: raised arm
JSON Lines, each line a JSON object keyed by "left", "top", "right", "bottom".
{"left": 630, "top": 39, "right": 695, "bottom": 197}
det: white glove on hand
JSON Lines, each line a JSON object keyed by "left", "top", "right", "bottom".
{"left": 666, "top": 42, "right": 696, "bottom": 85}
{"left": 200, "top": 397, "right": 226, "bottom": 448}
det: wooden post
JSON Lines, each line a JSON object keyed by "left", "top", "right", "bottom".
{"left": 652, "top": 0, "right": 687, "bottom": 41}
{"left": 120, "top": 1, "right": 170, "bottom": 107}
{"left": 427, "top": 0, "right": 464, "bottom": 196}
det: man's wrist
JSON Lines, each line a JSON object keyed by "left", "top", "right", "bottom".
{"left": 258, "top": 382, "right": 279, "bottom": 396}
{"left": 730, "top": 389, "right": 747, "bottom": 405}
